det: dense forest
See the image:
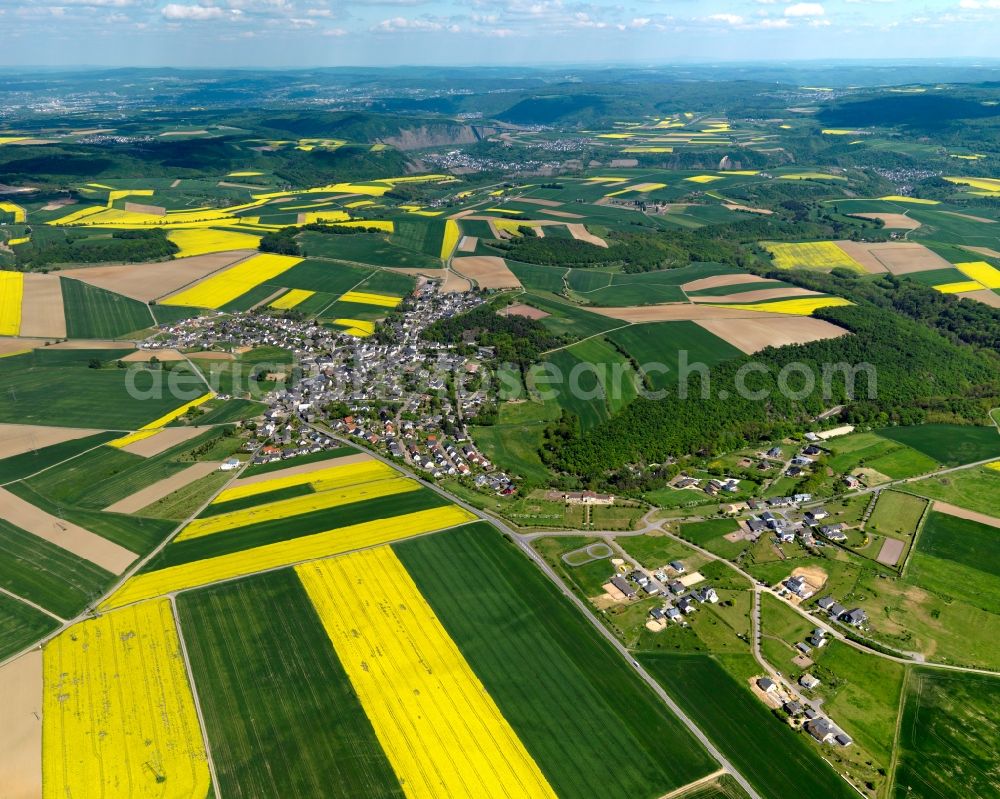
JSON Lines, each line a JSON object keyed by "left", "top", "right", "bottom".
{"left": 13, "top": 229, "right": 178, "bottom": 269}
{"left": 547, "top": 303, "right": 1000, "bottom": 483}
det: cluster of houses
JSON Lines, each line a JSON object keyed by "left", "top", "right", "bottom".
{"left": 756, "top": 675, "right": 854, "bottom": 748}
{"left": 601, "top": 560, "right": 723, "bottom": 628}
{"left": 818, "top": 596, "right": 869, "bottom": 629}
{"left": 741, "top": 494, "right": 853, "bottom": 549}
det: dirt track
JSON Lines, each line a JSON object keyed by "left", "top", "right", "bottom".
{"left": 0, "top": 423, "right": 103, "bottom": 460}
{"left": 0, "top": 486, "right": 137, "bottom": 574}
{"left": 932, "top": 500, "right": 1000, "bottom": 529}
{"left": 0, "top": 651, "right": 42, "bottom": 799}
{"left": 104, "top": 462, "right": 220, "bottom": 514}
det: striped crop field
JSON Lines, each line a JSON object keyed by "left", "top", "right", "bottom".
{"left": 270, "top": 289, "right": 315, "bottom": 309}
{"left": 297, "top": 546, "right": 559, "bottom": 797}
{"left": 956, "top": 261, "right": 1000, "bottom": 289}
{"left": 177, "top": 475, "right": 419, "bottom": 540}
{"left": 338, "top": 290, "right": 402, "bottom": 308}
{"left": 162, "top": 253, "right": 301, "bottom": 308}
{"left": 0, "top": 271, "right": 24, "bottom": 335}
{"left": 708, "top": 296, "right": 853, "bottom": 315}
{"left": 213, "top": 457, "right": 394, "bottom": 504}
{"left": 107, "top": 391, "right": 215, "bottom": 447}
{"left": 167, "top": 228, "right": 262, "bottom": 258}
{"left": 944, "top": 176, "right": 1000, "bottom": 193}
{"left": 42, "top": 599, "right": 210, "bottom": 798}
{"left": 764, "top": 241, "right": 866, "bottom": 271}
{"left": 100, "top": 505, "right": 477, "bottom": 609}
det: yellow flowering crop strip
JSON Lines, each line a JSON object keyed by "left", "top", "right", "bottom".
{"left": 214, "top": 458, "right": 397, "bottom": 504}
{"left": 0, "top": 271, "right": 24, "bottom": 336}
{"left": 944, "top": 176, "right": 1000, "bottom": 193}
{"left": 162, "top": 253, "right": 301, "bottom": 308}
{"left": 685, "top": 175, "right": 723, "bottom": 184}
{"left": 933, "top": 280, "right": 984, "bottom": 294}
{"left": 985, "top": 461, "right": 1000, "bottom": 472}
{"left": 0, "top": 201, "right": 26, "bottom": 223}
{"left": 335, "top": 319, "right": 375, "bottom": 337}
{"left": 100, "top": 505, "right": 477, "bottom": 609}
{"left": 297, "top": 547, "right": 559, "bottom": 799}
{"left": 709, "top": 297, "right": 853, "bottom": 316}
{"left": 167, "top": 228, "right": 262, "bottom": 258}
{"left": 339, "top": 290, "right": 402, "bottom": 308}
{"left": 178, "top": 475, "right": 419, "bottom": 540}
{"left": 764, "top": 241, "right": 866, "bottom": 272}
{"left": 107, "top": 392, "right": 215, "bottom": 448}
{"left": 878, "top": 195, "right": 939, "bottom": 205}
{"left": 956, "top": 261, "right": 1000, "bottom": 290}
{"left": 270, "top": 289, "right": 315, "bottom": 310}
{"left": 440, "top": 219, "right": 460, "bottom": 260}
{"left": 42, "top": 599, "right": 210, "bottom": 799}
{"left": 7, "top": 236, "right": 30, "bottom": 246}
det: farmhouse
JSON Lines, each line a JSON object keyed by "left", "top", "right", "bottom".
{"left": 555, "top": 490, "right": 615, "bottom": 505}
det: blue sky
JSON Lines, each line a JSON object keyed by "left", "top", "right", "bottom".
{"left": 2, "top": 0, "right": 999, "bottom": 67}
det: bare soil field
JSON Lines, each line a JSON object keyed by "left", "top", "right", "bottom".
{"left": 41, "top": 198, "right": 76, "bottom": 211}
{"left": 609, "top": 158, "right": 639, "bottom": 168}
{"left": 66, "top": 251, "right": 254, "bottom": 302}
{"left": 691, "top": 286, "right": 818, "bottom": 304}
{"left": 0, "top": 338, "right": 43, "bottom": 356}
{"left": 791, "top": 565, "right": 828, "bottom": 593}
{"left": 17, "top": 274, "right": 66, "bottom": 338}
{"left": 834, "top": 241, "right": 952, "bottom": 275}
{"left": 724, "top": 204, "right": 774, "bottom": 215}
{"left": 119, "top": 426, "right": 205, "bottom": 458}
{"left": 500, "top": 303, "right": 550, "bottom": 320}
{"left": 931, "top": 501, "right": 1000, "bottom": 530}
{"left": 847, "top": 212, "right": 920, "bottom": 230}
{"left": 441, "top": 270, "right": 473, "bottom": 293}
{"left": 0, "top": 486, "right": 137, "bottom": 574}
{"left": 957, "top": 288, "right": 1000, "bottom": 308}
{"left": 589, "top": 304, "right": 767, "bottom": 322}
{"left": 681, "top": 273, "right": 768, "bottom": 292}
{"left": 518, "top": 198, "right": 564, "bottom": 207}
{"left": 541, "top": 209, "right": 585, "bottom": 219}
{"left": 695, "top": 316, "right": 849, "bottom": 354}
{"left": 959, "top": 245, "right": 1000, "bottom": 259}
{"left": 49, "top": 339, "right": 138, "bottom": 350}
{"left": 447, "top": 209, "right": 477, "bottom": 220}
{"left": 233, "top": 452, "right": 372, "bottom": 487}
{"left": 123, "top": 201, "right": 166, "bottom": 216}
{"left": 452, "top": 256, "right": 522, "bottom": 290}
{"left": 941, "top": 211, "right": 996, "bottom": 224}
{"left": 876, "top": 537, "right": 906, "bottom": 566}
{"left": 566, "top": 223, "right": 608, "bottom": 247}
{"left": 0, "top": 651, "right": 42, "bottom": 799}
{"left": 104, "top": 462, "right": 221, "bottom": 514}
{"left": 0, "top": 423, "right": 103, "bottom": 460}
{"left": 457, "top": 235, "right": 478, "bottom": 252}
{"left": 170, "top": 179, "right": 182, "bottom": 188}
{"left": 121, "top": 348, "right": 186, "bottom": 362}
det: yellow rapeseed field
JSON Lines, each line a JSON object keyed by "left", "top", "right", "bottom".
{"left": 0, "top": 201, "right": 26, "bottom": 223}
{"left": 985, "top": 461, "right": 1000, "bottom": 472}
{"left": 0, "top": 271, "right": 24, "bottom": 336}
{"left": 162, "top": 253, "right": 301, "bottom": 308}
{"left": 933, "top": 280, "right": 983, "bottom": 294}
{"left": 100, "top": 505, "right": 477, "bottom": 609}
{"left": 943, "top": 177, "right": 1000, "bottom": 193}
{"left": 821, "top": 129, "right": 856, "bottom": 135}
{"left": 107, "top": 392, "right": 215, "bottom": 448}
{"left": 296, "top": 211, "right": 351, "bottom": 225}
{"left": 167, "top": 228, "right": 262, "bottom": 258}
{"left": 440, "top": 219, "right": 460, "bottom": 260}
{"left": 42, "top": 599, "right": 210, "bottom": 799}
{"left": 228, "top": 171, "right": 263, "bottom": 177}
{"left": 178, "top": 475, "right": 419, "bottom": 540}
{"left": 214, "top": 458, "right": 396, "bottom": 503}
{"left": 685, "top": 175, "right": 723, "bottom": 184}
{"left": 764, "top": 241, "right": 866, "bottom": 272}
{"left": 106, "top": 189, "right": 154, "bottom": 207}
{"left": 956, "top": 261, "right": 1000, "bottom": 290}
{"left": 878, "top": 195, "right": 939, "bottom": 205}
{"left": 710, "top": 297, "right": 853, "bottom": 316}
{"left": 339, "top": 290, "right": 402, "bottom": 308}
{"left": 334, "top": 318, "right": 376, "bottom": 337}
{"left": 6, "top": 236, "right": 30, "bottom": 246}
{"left": 270, "top": 289, "right": 315, "bottom": 310}
{"left": 45, "top": 205, "right": 106, "bottom": 225}
{"left": 344, "top": 199, "right": 376, "bottom": 208}
{"left": 297, "top": 547, "right": 558, "bottom": 799}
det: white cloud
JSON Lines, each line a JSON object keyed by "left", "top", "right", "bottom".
{"left": 323, "top": 26, "right": 347, "bottom": 34}
{"left": 707, "top": 12, "right": 744, "bottom": 24}
{"left": 375, "top": 15, "right": 460, "bottom": 31}
{"left": 960, "top": 0, "right": 1000, "bottom": 8}
{"left": 757, "top": 17, "right": 790, "bottom": 27}
{"left": 785, "top": 2, "right": 825, "bottom": 16}
{"left": 162, "top": 4, "right": 226, "bottom": 20}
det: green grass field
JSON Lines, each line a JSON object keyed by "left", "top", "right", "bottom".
{"left": 177, "top": 569, "right": 405, "bottom": 799}
{"left": 678, "top": 518, "right": 746, "bottom": 558}
{"left": 877, "top": 424, "right": 1000, "bottom": 466}
{"left": 824, "top": 432, "right": 939, "bottom": 479}
{"left": 0, "top": 593, "right": 59, "bottom": 661}
{"left": 391, "top": 218, "right": 445, "bottom": 258}
{"left": 521, "top": 291, "right": 623, "bottom": 340}
{"left": 0, "top": 519, "right": 115, "bottom": 618}
{"left": 639, "top": 653, "right": 858, "bottom": 799}
{"left": 507, "top": 261, "right": 567, "bottom": 293}
{"left": 916, "top": 510, "right": 998, "bottom": 577}
{"left": 866, "top": 491, "right": 927, "bottom": 538}
{"left": 0, "top": 430, "right": 118, "bottom": 484}
{"left": 893, "top": 669, "right": 1000, "bottom": 799}
{"left": 60, "top": 277, "right": 154, "bottom": 338}
{"left": 299, "top": 230, "right": 440, "bottom": 270}
{"left": 607, "top": 321, "right": 742, "bottom": 392}
{"left": 908, "top": 466, "right": 1000, "bottom": 517}
{"left": 397, "top": 523, "right": 719, "bottom": 798}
